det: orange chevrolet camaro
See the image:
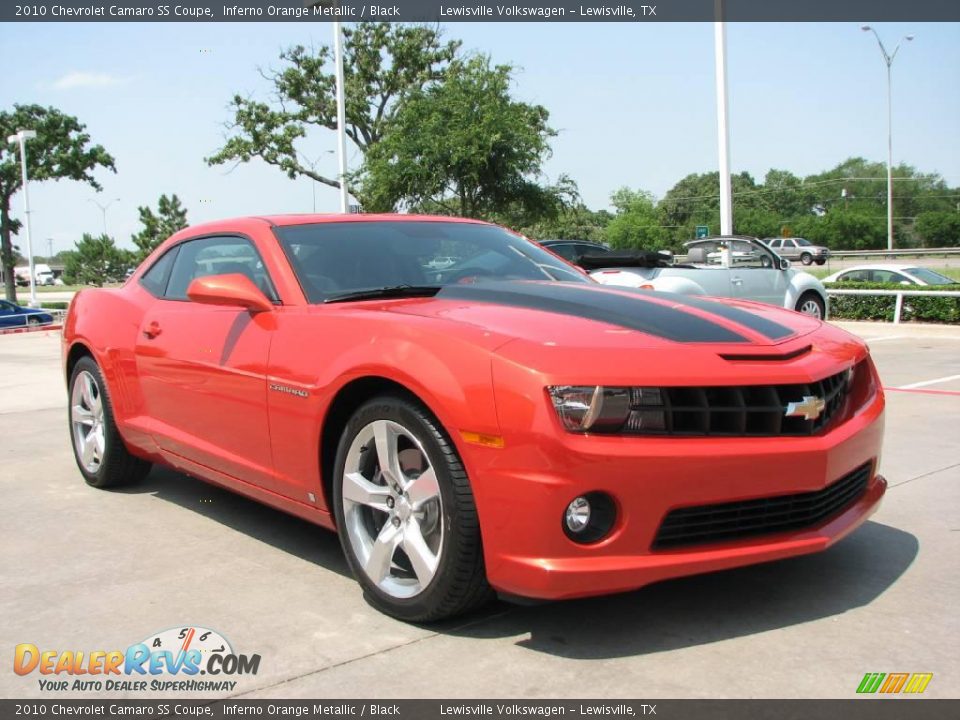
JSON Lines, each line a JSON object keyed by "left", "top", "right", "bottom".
{"left": 63, "top": 215, "right": 886, "bottom": 621}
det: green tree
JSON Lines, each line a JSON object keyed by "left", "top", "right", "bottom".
{"left": 206, "top": 23, "right": 460, "bottom": 196}
{"left": 605, "top": 188, "right": 671, "bottom": 251}
{"left": 793, "top": 209, "right": 887, "bottom": 250}
{"left": 514, "top": 203, "right": 613, "bottom": 243}
{"left": 915, "top": 211, "right": 960, "bottom": 247}
{"left": 359, "top": 55, "right": 568, "bottom": 222}
{"left": 64, "top": 234, "right": 126, "bottom": 286}
{"left": 0, "top": 105, "right": 115, "bottom": 300}
{"left": 131, "top": 194, "right": 188, "bottom": 261}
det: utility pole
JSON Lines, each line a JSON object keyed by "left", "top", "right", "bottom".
{"left": 714, "top": 2, "right": 733, "bottom": 235}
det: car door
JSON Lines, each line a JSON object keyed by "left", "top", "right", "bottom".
{"left": 728, "top": 241, "right": 788, "bottom": 306}
{"left": 133, "top": 235, "right": 281, "bottom": 491}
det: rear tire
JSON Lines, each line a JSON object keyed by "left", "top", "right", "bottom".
{"left": 333, "top": 394, "right": 491, "bottom": 622}
{"left": 27, "top": 316, "right": 40, "bottom": 326}
{"left": 68, "top": 356, "right": 151, "bottom": 488}
{"left": 795, "top": 292, "right": 825, "bottom": 320}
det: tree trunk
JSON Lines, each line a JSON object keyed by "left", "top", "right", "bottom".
{"left": 0, "top": 202, "right": 16, "bottom": 302}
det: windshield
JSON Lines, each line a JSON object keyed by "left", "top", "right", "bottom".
{"left": 904, "top": 268, "right": 955, "bottom": 286}
{"left": 794, "top": 238, "right": 812, "bottom": 247}
{"left": 274, "top": 221, "right": 589, "bottom": 303}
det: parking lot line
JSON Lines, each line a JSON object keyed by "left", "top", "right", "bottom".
{"left": 897, "top": 374, "right": 960, "bottom": 390}
{"left": 885, "top": 387, "right": 960, "bottom": 397}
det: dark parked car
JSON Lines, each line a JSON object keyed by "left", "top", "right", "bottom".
{"left": 539, "top": 240, "right": 611, "bottom": 264}
{"left": 0, "top": 300, "right": 54, "bottom": 328}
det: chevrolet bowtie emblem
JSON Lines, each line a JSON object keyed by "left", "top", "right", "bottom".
{"left": 784, "top": 395, "right": 826, "bottom": 421}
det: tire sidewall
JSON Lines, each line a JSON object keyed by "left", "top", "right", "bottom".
{"left": 68, "top": 357, "right": 120, "bottom": 488}
{"left": 332, "top": 395, "right": 468, "bottom": 621}
{"left": 796, "top": 292, "right": 825, "bottom": 319}
{"left": 800, "top": 253, "right": 813, "bottom": 265}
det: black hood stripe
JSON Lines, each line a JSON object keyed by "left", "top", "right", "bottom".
{"left": 438, "top": 282, "right": 752, "bottom": 344}
{"left": 656, "top": 292, "right": 796, "bottom": 340}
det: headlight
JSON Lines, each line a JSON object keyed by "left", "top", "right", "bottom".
{"left": 548, "top": 385, "right": 666, "bottom": 433}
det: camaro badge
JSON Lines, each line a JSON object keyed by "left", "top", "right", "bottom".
{"left": 269, "top": 383, "right": 309, "bottom": 399}
{"left": 785, "top": 395, "right": 826, "bottom": 421}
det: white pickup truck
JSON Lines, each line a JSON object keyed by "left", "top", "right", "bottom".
{"left": 585, "top": 236, "right": 829, "bottom": 319}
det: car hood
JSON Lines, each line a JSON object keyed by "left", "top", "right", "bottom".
{"left": 378, "top": 281, "right": 822, "bottom": 352}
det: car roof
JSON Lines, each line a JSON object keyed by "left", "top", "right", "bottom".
{"left": 169, "top": 213, "right": 490, "bottom": 237}
{"left": 832, "top": 264, "right": 918, "bottom": 273}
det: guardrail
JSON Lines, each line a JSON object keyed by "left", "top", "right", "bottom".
{"left": 826, "top": 288, "right": 960, "bottom": 324}
{"left": 827, "top": 248, "right": 960, "bottom": 259}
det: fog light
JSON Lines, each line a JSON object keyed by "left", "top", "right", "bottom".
{"left": 562, "top": 492, "right": 617, "bottom": 544}
{"left": 565, "top": 496, "right": 591, "bottom": 533}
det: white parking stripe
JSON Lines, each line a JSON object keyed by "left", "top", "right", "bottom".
{"left": 899, "top": 374, "right": 960, "bottom": 390}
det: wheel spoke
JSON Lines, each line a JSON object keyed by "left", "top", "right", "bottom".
{"left": 342, "top": 471, "right": 391, "bottom": 511}
{"left": 372, "top": 420, "right": 403, "bottom": 487}
{"left": 72, "top": 404, "right": 95, "bottom": 426}
{"left": 81, "top": 374, "right": 95, "bottom": 409}
{"left": 402, "top": 518, "right": 439, "bottom": 587}
{"left": 365, "top": 522, "right": 402, "bottom": 584}
{"left": 93, "top": 428, "right": 105, "bottom": 458}
{"left": 406, "top": 465, "right": 440, "bottom": 509}
{"left": 80, "top": 433, "right": 96, "bottom": 467}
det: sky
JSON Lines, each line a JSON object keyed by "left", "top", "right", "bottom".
{"left": 1, "top": 20, "right": 959, "bottom": 254}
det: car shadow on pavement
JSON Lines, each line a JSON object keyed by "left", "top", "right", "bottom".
{"left": 439, "top": 521, "right": 919, "bottom": 659}
{"left": 114, "top": 465, "right": 352, "bottom": 579}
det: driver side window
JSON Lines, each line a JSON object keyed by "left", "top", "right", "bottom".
{"left": 165, "top": 236, "right": 278, "bottom": 302}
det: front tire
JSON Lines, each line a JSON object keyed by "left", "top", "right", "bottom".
{"left": 800, "top": 252, "right": 813, "bottom": 266}
{"left": 815, "top": 258, "right": 826, "bottom": 266}
{"left": 333, "top": 394, "right": 491, "bottom": 622}
{"left": 69, "top": 356, "right": 151, "bottom": 488}
{"left": 795, "top": 292, "right": 825, "bottom": 320}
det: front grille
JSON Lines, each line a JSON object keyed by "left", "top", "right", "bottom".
{"left": 652, "top": 462, "right": 872, "bottom": 550}
{"left": 640, "top": 366, "right": 853, "bottom": 437}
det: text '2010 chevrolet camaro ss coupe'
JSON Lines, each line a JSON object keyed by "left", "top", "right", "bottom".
{"left": 63, "top": 215, "right": 886, "bottom": 621}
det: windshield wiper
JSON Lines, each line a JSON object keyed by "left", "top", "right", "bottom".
{"left": 323, "top": 284, "right": 443, "bottom": 304}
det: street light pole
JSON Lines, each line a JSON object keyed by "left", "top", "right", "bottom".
{"left": 332, "top": 21, "right": 350, "bottom": 214}
{"left": 88, "top": 197, "right": 120, "bottom": 236}
{"left": 714, "top": 4, "right": 733, "bottom": 236}
{"left": 862, "top": 26, "right": 914, "bottom": 251}
{"left": 7, "top": 129, "right": 38, "bottom": 307}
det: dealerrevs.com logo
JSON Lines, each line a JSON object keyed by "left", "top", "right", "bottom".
{"left": 14, "top": 626, "right": 261, "bottom": 693}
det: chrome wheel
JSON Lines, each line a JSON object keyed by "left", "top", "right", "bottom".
{"left": 341, "top": 419, "right": 443, "bottom": 599}
{"left": 70, "top": 370, "right": 105, "bottom": 473}
{"left": 799, "top": 298, "right": 823, "bottom": 319}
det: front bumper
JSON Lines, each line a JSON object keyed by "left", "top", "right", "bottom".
{"left": 467, "top": 378, "right": 885, "bottom": 601}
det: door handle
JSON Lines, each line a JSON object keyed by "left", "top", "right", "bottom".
{"left": 142, "top": 321, "right": 162, "bottom": 339}
{"left": 731, "top": 277, "right": 743, "bottom": 286}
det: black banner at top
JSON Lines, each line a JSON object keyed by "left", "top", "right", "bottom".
{"left": 3, "top": 0, "right": 960, "bottom": 23}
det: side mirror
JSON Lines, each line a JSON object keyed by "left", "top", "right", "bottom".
{"left": 779, "top": 258, "right": 792, "bottom": 270}
{"left": 186, "top": 273, "right": 274, "bottom": 313}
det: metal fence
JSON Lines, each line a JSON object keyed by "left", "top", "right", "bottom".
{"left": 828, "top": 247, "right": 960, "bottom": 260}
{"left": 0, "top": 309, "right": 66, "bottom": 334}
{"left": 825, "top": 288, "right": 960, "bottom": 324}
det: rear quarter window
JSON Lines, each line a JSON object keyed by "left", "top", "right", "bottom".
{"left": 139, "top": 247, "right": 178, "bottom": 297}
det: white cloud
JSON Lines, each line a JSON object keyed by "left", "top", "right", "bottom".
{"left": 52, "top": 72, "right": 128, "bottom": 90}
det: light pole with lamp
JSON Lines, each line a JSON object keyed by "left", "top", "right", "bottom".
{"left": 298, "top": 151, "right": 335, "bottom": 212}
{"left": 88, "top": 196, "right": 121, "bottom": 236}
{"left": 861, "top": 25, "right": 914, "bottom": 251}
{"left": 7, "top": 129, "right": 38, "bottom": 307}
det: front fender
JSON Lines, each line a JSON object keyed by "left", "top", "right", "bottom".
{"left": 785, "top": 272, "right": 828, "bottom": 310}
